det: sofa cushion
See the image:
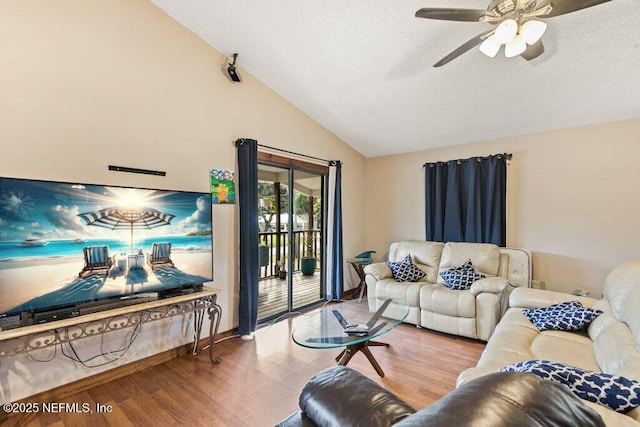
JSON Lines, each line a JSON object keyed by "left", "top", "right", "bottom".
{"left": 420, "top": 284, "right": 476, "bottom": 318}
{"left": 387, "top": 255, "right": 426, "bottom": 282}
{"left": 603, "top": 260, "right": 640, "bottom": 350}
{"left": 376, "top": 278, "right": 423, "bottom": 307}
{"left": 523, "top": 301, "right": 603, "bottom": 332}
{"left": 439, "top": 259, "right": 486, "bottom": 290}
{"left": 389, "top": 240, "right": 444, "bottom": 283}
{"left": 501, "top": 360, "right": 640, "bottom": 414}
{"left": 436, "top": 242, "right": 500, "bottom": 286}
{"left": 463, "top": 308, "right": 601, "bottom": 376}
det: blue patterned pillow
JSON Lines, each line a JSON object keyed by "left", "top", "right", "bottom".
{"left": 386, "top": 254, "right": 426, "bottom": 282}
{"left": 501, "top": 360, "right": 640, "bottom": 413}
{"left": 523, "top": 301, "right": 602, "bottom": 331}
{"left": 439, "top": 259, "right": 486, "bottom": 290}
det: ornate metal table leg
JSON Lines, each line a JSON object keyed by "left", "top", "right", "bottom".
{"left": 192, "top": 303, "right": 206, "bottom": 356}
{"left": 207, "top": 295, "right": 222, "bottom": 364}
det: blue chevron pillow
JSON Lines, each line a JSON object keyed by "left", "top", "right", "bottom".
{"left": 523, "top": 301, "right": 602, "bottom": 331}
{"left": 439, "top": 259, "right": 486, "bottom": 290}
{"left": 386, "top": 254, "right": 426, "bottom": 282}
{"left": 501, "top": 360, "right": 640, "bottom": 413}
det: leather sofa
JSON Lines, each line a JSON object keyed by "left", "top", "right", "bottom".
{"left": 363, "top": 240, "right": 531, "bottom": 341}
{"left": 278, "top": 365, "right": 604, "bottom": 426}
{"left": 458, "top": 260, "right": 640, "bottom": 426}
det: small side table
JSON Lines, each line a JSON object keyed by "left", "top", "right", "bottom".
{"left": 347, "top": 259, "right": 369, "bottom": 299}
{"left": 531, "top": 280, "right": 589, "bottom": 297}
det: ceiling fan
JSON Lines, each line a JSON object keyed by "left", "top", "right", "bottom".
{"left": 415, "top": 0, "right": 612, "bottom": 67}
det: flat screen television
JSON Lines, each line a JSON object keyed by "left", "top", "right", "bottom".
{"left": 0, "top": 176, "right": 213, "bottom": 329}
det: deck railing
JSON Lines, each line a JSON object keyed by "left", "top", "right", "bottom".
{"left": 258, "top": 229, "right": 320, "bottom": 279}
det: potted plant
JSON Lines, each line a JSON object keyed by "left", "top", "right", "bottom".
{"left": 277, "top": 260, "right": 287, "bottom": 280}
{"left": 300, "top": 233, "right": 317, "bottom": 276}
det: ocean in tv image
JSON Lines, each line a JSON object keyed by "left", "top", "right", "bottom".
{"left": 0, "top": 177, "right": 213, "bottom": 317}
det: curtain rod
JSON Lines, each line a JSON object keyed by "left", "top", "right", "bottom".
{"left": 260, "top": 143, "right": 333, "bottom": 164}
{"left": 423, "top": 153, "right": 512, "bottom": 168}
{"left": 235, "top": 139, "right": 339, "bottom": 166}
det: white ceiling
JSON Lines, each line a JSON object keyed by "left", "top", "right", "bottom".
{"left": 150, "top": 0, "right": 640, "bottom": 158}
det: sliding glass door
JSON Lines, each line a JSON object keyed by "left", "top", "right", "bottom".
{"left": 256, "top": 160, "right": 326, "bottom": 322}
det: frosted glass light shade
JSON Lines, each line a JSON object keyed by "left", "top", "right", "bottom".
{"left": 479, "top": 35, "right": 501, "bottom": 57}
{"left": 505, "top": 35, "right": 527, "bottom": 58}
{"left": 520, "top": 20, "right": 547, "bottom": 45}
{"left": 494, "top": 19, "right": 518, "bottom": 44}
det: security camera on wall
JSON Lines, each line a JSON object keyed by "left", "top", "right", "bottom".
{"left": 226, "top": 53, "right": 241, "bottom": 83}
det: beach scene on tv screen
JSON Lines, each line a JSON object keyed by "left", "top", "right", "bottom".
{"left": 0, "top": 178, "right": 213, "bottom": 315}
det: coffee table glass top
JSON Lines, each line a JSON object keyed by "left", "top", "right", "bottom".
{"left": 292, "top": 297, "right": 409, "bottom": 349}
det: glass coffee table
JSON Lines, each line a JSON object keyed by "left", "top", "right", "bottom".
{"left": 292, "top": 297, "right": 408, "bottom": 377}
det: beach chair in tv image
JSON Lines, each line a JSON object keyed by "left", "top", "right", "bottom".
{"left": 79, "top": 245, "right": 115, "bottom": 277}
{"left": 147, "top": 242, "right": 174, "bottom": 269}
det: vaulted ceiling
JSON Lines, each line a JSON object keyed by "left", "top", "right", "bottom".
{"left": 151, "top": 0, "right": 640, "bottom": 158}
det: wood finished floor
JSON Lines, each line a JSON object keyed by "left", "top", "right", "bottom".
{"left": 3, "top": 313, "right": 485, "bottom": 427}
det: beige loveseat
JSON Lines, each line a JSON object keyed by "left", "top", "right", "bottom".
{"left": 457, "top": 260, "right": 640, "bottom": 426}
{"left": 363, "top": 240, "right": 531, "bottom": 341}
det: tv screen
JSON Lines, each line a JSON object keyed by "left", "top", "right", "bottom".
{"left": 0, "top": 177, "right": 213, "bottom": 327}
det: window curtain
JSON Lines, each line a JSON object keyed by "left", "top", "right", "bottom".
{"left": 236, "top": 138, "right": 259, "bottom": 336}
{"left": 424, "top": 154, "right": 509, "bottom": 246}
{"left": 325, "top": 161, "right": 344, "bottom": 301}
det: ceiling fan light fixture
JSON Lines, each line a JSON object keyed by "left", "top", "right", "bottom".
{"left": 504, "top": 35, "right": 527, "bottom": 58}
{"left": 479, "top": 35, "right": 501, "bottom": 57}
{"left": 494, "top": 19, "right": 518, "bottom": 44}
{"left": 520, "top": 20, "right": 547, "bottom": 45}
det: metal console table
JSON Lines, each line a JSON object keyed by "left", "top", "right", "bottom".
{"left": 0, "top": 286, "right": 222, "bottom": 364}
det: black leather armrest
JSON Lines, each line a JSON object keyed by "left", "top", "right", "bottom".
{"left": 276, "top": 411, "right": 317, "bottom": 427}
{"left": 394, "top": 372, "right": 604, "bottom": 427}
{"left": 297, "top": 366, "right": 415, "bottom": 427}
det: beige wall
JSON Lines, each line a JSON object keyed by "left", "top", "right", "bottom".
{"left": 365, "top": 118, "right": 640, "bottom": 297}
{"left": 0, "top": 0, "right": 365, "bottom": 401}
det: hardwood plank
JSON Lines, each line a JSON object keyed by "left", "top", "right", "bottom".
{"left": 2, "top": 313, "right": 485, "bottom": 426}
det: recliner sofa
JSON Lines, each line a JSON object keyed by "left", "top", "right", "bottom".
{"left": 364, "top": 240, "right": 530, "bottom": 341}
{"left": 457, "top": 260, "right": 640, "bottom": 426}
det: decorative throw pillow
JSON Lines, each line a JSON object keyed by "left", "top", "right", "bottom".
{"left": 501, "top": 360, "right": 640, "bottom": 413}
{"left": 439, "top": 259, "right": 486, "bottom": 290}
{"left": 386, "top": 254, "right": 426, "bottom": 282}
{"left": 523, "top": 301, "right": 602, "bottom": 331}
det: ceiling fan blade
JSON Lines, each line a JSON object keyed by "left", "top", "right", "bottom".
{"left": 521, "top": 40, "right": 545, "bottom": 60}
{"left": 536, "top": 0, "right": 611, "bottom": 18}
{"left": 415, "top": 8, "right": 488, "bottom": 22}
{"left": 433, "top": 29, "right": 494, "bottom": 67}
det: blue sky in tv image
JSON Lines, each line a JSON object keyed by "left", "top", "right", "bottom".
{"left": 0, "top": 177, "right": 214, "bottom": 318}
{"left": 0, "top": 178, "right": 211, "bottom": 246}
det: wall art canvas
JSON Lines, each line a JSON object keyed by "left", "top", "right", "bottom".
{"left": 210, "top": 169, "right": 235, "bottom": 204}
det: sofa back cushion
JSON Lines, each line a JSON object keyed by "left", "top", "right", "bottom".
{"left": 602, "top": 260, "right": 640, "bottom": 348}
{"left": 588, "top": 261, "right": 640, "bottom": 384}
{"left": 436, "top": 242, "right": 501, "bottom": 286}
{"left": 390, "top": 241, "right": 444, "bottom": 283}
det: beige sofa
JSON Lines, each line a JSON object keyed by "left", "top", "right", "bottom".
{"left": 363, "top": 240, "right": 531, "bottom": 341}
{"left": 457, "top": 260, "right": 640, "bottom": 426}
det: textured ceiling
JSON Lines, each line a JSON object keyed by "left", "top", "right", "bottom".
{"left": 150, "top": 0, "right": 640, "bottom": 158}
